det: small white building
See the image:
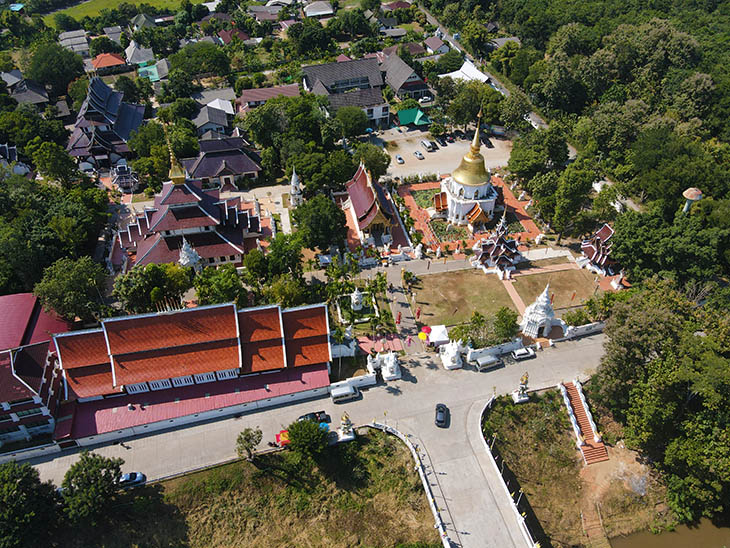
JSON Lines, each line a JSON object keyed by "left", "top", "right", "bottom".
{"left": 520, "top": 283, "right": 566, "bottom": 338}
{"left": 433, "top": 113, "right": 497, "bottom": 230}
{"left": 367, "top": 350, "right": 401, "bottom": 381}
{"left": 290, "top": 166, "right": 303, "bottom": 207}
{"left": 439, "top": 340, "right": 463, "bottom": 370}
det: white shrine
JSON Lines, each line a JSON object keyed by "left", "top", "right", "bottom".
{"left": 366, "top": 350, "right": 402, "bottom": 381}
{"left": 439, "top": 339, "right": 463, "bottom": 370}
{"left": 350, "top": 286, "right": 363, "bottom": 311}
{"left": 432, "top": 111, "right": 497, "bottom": 232}
{"left": 519, "top": 283, "right": 566, "bottom": 338}
{"left": 290, "top": 166, "right": 303, "bottom": 207}
{"left": 178, "top": 237, "right": 202, "bottom": 273}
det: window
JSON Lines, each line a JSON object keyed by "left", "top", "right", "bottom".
{"left": 229, "top": 255, "right": 236, "bottom": 261}
{"left": 149, "top": 379, "right": 172, "bottom": 391}
{"left": 208, "top": 258, "right": 215, "bottom": 263}
{"left": 367, "top": 108, "right": 373, "bottom": 116}
{"left": 219, "top": 256, "right": 226, "bottom": 262}
{"left": 171, "top": 375, "right": 194, "bottom": 387}
{"left": 0, "top": 425, "right": 18, "bottom": 435}
{"left": 194, "top": 372, "right": 216, "bottom": 384}
{"left": 216, "top": 369, "right": 239, "bottom": 381}
{"left": 16, "top": 408, "right": 42, "bottom": 418}
{"left": 126, "top": 382, "right": 149, "bottom": 394}
{"left": 382, "top": 106, "right": 389, "bottom": 115}
{"left": 25, "top": 419, "right": 50, "bottom": 429}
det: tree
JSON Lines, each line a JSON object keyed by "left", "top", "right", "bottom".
{"left": 0, "top": 461, "right": 59, "bottom": 548}
{"left": 54, "top": 13, "right": 80, "bottom": 31}
{"left": 335, "top": 106, "right": 368, "bottom": 139}
{"left": 292, "top": 194, "right": 348, "bottom": 251}
{"left": 287, "top": 419, "right": 327, "bottom": 459}
{"left": 287, "top": 19, "right": 332, "bottom": 57}
{"left": 261, "top": 276, "right": 308, "bottom": 307}
{"left": 61, "top": 451, "right": 123, "bottom": 526}
{"left": 552, "top": 159, "right": 596, "bottom": 239}
{"left": 193, "top": 264, "right": 244, "bottom": 305}
{"left": 499, "top": 90, "right": 531, "bottom": 130}
{"left": 68, "top": 76, "right": 89, "bottom": 110}
{"left": 169, "top": 41, "right": 230, "bottom": 76}
{"left": 507, "top": 127, "right": 569, "bottom": 182}
{"left": 26, "top": 42, "right": 84, "bottom": 96}
{"left": 429, "top": 122, "right": 446, "bottom": 137}
{"left": 30, "top": 142, "right": 79, "bottom": 188}
{"left": 242, "top": 248, "right": 269, "bottom": 286}
{"left": 352, "top": 143, "right": 391, "bottom": 180}
{"left": 493, "top": 306, "right": 519, "bottom": 342}
{"left": 89, "top": 36, "right": 122, "bottom": 57}
{"left": 113, "top": 263, "right": 193, "bottom": 313}
{"left": 236, "top": 427, "right": 263, "bottom": 460}
{"left": 34, "top": 256, "right": 107, "bottom": 322}
{"left": 267, "top": 233, "right": 304, "bottom": 279}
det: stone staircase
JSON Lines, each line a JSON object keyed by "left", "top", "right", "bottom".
{"left": 565, "top": 381, "right": 609, "bottom": 465}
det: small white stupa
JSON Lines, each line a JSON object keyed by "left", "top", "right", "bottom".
{"left": 179, "top": 237, "right": 202, "bottom": 273}
{"left": 290, "top": 166, "right": 303, "bottom": 207}
{"left": 520, "top": 283, "right": 564, "bottom": 338}
{"left": 350, "top": 286, "right": 363, "bottom": 311}
{"left": 439, "top": 340, "right": 463, "bottom": 370}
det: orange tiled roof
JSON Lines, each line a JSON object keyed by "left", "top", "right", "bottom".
{"left": 65, "top": 363, "right": 115, "bottom": 399}
{"left": 103, "top": 304, "right": 238, "bottom": 355}
{"left": 238, "top": 306, "right": 282, "bottom": 343}
{"left": 56, "top": 330, "right": 110, "bottom": 369}
{"left": 282, "top": 306, "right": 329, "bottom": 367}
{"left": 92, "top": 53, "right": 126, "bottom": 69}
{"left": 242, "top": 339, "right": 286, "bottom": 373}
{"left": 433, "top": 191, "right": 447, "bottom": 212}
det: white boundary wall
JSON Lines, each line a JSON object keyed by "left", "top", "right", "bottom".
{"left": 466, "top": 338, "right": 524, "bottom": 363}
{"left": 0, "top": 442, "right": 62, "bottom": 465}
{"left": 330, "top": 373, "right": 377, "bottom": 391}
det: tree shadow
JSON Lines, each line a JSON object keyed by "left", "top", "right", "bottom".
{"left": 385, "top": 384, "right": 403, "bottom": 396}
{"left": 399, "top": 365, "right": 418, "bottom": 383}
{"left": 317, "top": 437, "right": 371, "bottom": 491}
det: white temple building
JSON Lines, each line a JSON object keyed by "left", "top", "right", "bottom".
{"left": 471, "top": 211, "right": 524, "bottom": 277}
{"left": 290, "top": 166, "right": 303, "bottom": 207}
{"left": 432, "top": 111, "right": 497, "bottom": 232}
{"left": 519, "top": 283, "right": 566, "bottom": 338}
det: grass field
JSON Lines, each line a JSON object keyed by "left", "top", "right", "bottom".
{"left": 65, "top": 431, "right": 440, "bottom": 548}
{"left": 413, "top": 270, "right": 516, "bottom": 326}
{"left": 44, "top": 0, "right": 204, "bottom": 26}
{"left": 513, "top": 268, "right": 598, "bottom": 314}
{"left": 410, "top": 188, "right": 438, "bottom": 209}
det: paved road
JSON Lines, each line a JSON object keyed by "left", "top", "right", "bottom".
{"left": 31, "top": 333, "right": 604, "bottom": 547}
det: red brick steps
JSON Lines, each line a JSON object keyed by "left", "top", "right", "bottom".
{"left": 564, "top": 381, "right": 609, "bottom": 465}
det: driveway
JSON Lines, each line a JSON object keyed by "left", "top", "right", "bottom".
{"left": 385, "top": 130, "right": 512, "bottom": 179}
{"left": 31, "top": 333, "right": 604, "bottom": 547}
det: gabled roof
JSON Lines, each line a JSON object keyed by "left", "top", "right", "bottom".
{"left": 397, "top": 107, "right": 429, "bottom": 126}
{"left": 181, "top": 138, "right": 261, "bottom": 179}
{"left": 424, "top": 36, "right": 445, "bottom": 51}
{"left": 302, "top": 58, "right": 383, "bottom": 91}
{"left": 104, "top": 25, "right": 123, "bottom": 43}
{"left": 130, "top": 13, "right": 156, "bottom": 29}
{"left": 0, "top": 351, "right": 34, "bottom": 403}
{"left": 326, "top": 87, "right": 385, "bottom": 110}
{"left": 382, "top": 54, "right": 419, "bottom": 92}
{"left": 345, "top": 163, "right": 394, "bottom": 230}
{"left": 11, "top": 341, "right": 49, "bottom": 395}
{"left": 10, "top": 80, "right": 48, "bottom": 105}
{"left": 92, "top": 52, "right": 127, "bottom": 69}
{"left": 238, "top": 306, "right": 285, "bottom": 372}
{"left": 304, "top": 0, "right": 333, "bottom": 17}
{"left": 0, "top": 69, "right": 23, "bottom": 88}
{"left": 55, "top": 329, "right": 109, "bottom": 370}
{"left": 192, "top": 87, "right": 237, "bottom": 104}
{"left": 0, "top": 293, "right": 70, "bottom": 352}
{"left": 384, "top": 42, "right": 425, "bottom": 57}
{"left": 281, "top": 305, "right": 330, "bottom": 367}
{"left": 218, "top": 28, "right": 249, "bottom": 44}
{"left": 125, "top": 40, "right": 155, "bottom": 65}
{"left": 238, "top": 83, "right": 300, "bottom": 105}
{"left": 193, "top": 105, "right": 229, "bottom": 128}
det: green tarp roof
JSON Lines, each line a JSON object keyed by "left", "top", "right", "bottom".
{"left": 397, "top": 108, "right": 430, "bottom": 126}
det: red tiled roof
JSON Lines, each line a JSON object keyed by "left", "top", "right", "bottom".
{"left": 595, "top": 223, "right": 614, "bottom": 242}
{"left": 242, "top": 339, "right": 285, "bottom": 372}
{"left": 0, "top": 351, "right": 35, "bottom": 403}
{"left": 0, "top": 293, "right": 38, "bottom": 351}
{"left": 346, "top": 164, "right": 376, "bottom": 221}
{"left": 282, "top": 305, "right": 329, "bottom": 367}
{"left": 58, "top": 363, "right": 330, "bottom": 440}
{"left": 113, "top": 338, "right": 240, "bottom": 386}
{"left": 149, "top": 204, "right": 219, "bottom": 232}
{"left": 238, "top": 306, "right": 282, "bottom": 343}
{"left": 158, "top": 182, "right": 203, "bottom": 206}
{"left": 11, "top": 341, "right": 48, "bottom": 395}
{"left": 218, "top": 28, "right": 249, "bottom": 44}
{"left": 92, "top": 53, "right": 126, "bottom": 69}
{"left": 56, "top": 330, "right": 109, "bottom": 369}
{"left": 103, "top": 304, "right": 238, "bottom": 356}
{"left": 65, "top": 363, "right": 114, "bottom": 400}
{"left": 133, "top": 230, "right": 245, "bottom": 268}
{"left": 285, "top": 336, "right": 330, "bottom": 367}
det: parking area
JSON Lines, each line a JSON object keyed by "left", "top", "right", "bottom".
{"left": 383, "top": 128, "right": 513, "bottom": 179}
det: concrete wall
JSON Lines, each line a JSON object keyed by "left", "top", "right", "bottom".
{"left": 560, "top": 321, "right": 605, "bottom": 341}
{"left": 466, "top": 338, "right": 523, "bottom": 363}
{"left": 0, "top": 441, "right": 61, "bottom": 465}
{"left": 331, "top": 339, "right": 358, "bottom": 358}
{"left": 330, "top": 373, "right": 377, "bottom": 391}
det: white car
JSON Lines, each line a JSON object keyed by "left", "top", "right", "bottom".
{"left": 414, "top": 150, "right": 424, "bottom": 160}
{"left": 511, "top": 347, "right": 536, "bottom": 361}
{"left": 395, "top": 154, "right": 404, "bottom": 164}
{"left": 419, "top": 96, "right": 432, "bottom": 104}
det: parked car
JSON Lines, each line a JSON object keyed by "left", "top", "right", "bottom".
{"left": 420, "top": 139, "right": 433, "bottom": 152}
{"left": 445, "top": 134, "right": 455, "bottom": 143}
{"left": 429, "top": 140, "right": 439, "bottom": 150}
{"left": 511, "top": 347, "right": 536, "bottom": 361}
{"left": 298, "top": 411, "right": 329, "bottom": 423}
{"left": 435, "top": 403, "right": 449, "bottom": 428}
{"left": 482, "top": 135, "right": 494, "bottom": 148}
{"left": 436, "top": 137, "right": 447, "bottom": 147}
{"left": 414, "top": 150, "right": 425, "bottom": 160}
{"left": 419, "top": 96, "right": 432, "bottom": 104}
{"left": 453, "top": 130, "right": 465, "bottom": 140}
{"left": 395, "top": 154, "right": 404, "bottom": 164}
{"left": 118, "top": 472, "right": 146, "bottom": 489}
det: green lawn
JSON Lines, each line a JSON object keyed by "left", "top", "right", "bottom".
{"left": 410, "top": 188, "right": 438, "bottom": 210}
{"left": 413, "top": 269, "right": 516, "bottom": 326}
{"left": 44, "top": 0, "right": 205, "bottom": 26}
{"left": 65, "top": 431, "right": 440, "bottom": 548}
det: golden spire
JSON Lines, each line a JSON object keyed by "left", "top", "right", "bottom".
{"left": 164, "top": 124, "right": 186, "bottom": 185}
{"left": 451, "top": 108, "right": 490, "bottom": 187}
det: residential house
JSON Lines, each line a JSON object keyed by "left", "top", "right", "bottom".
{"left": 51, "top": 302, "right": 330, "bottom": 447}
{"left": 91, "top": 53, "right": 129, "bottom": 75}
{"left": 193, "top": 106, "right": 229, "bottom": 135}
{"left": 248, "top": 4, "right": 282, "bottom": 22}
{"left": 59, "top": 29, "right": 89, "bottom": 57}
{"left": 129, "top": 13, "right": 156, "bottom": 33}
{"left": 382, "top": 28, "right": 406, "bottom": 39}
{"left": 181, "top": 135, "right": 261, "bottom": 187}
{"left": 489, "top": 36, "right": 521, "bottom": 50}
{"left": 267, "top": 0, "right": 294, "bottom": 5}
{"left": 302, "top": 58, "right": 383, "bottom": 93}
{"left": 383, "top": 0, "right": 411, "bottom": 9}
{"left": 381, "top": 54, "right": 429, "bottom": 99}
{"left": 207, "top": 97, "right": 235, "bottom": 116}
{"left": 323, "top": 88, "right": 390, "bottom": 127}
{"left": 0, "top": 293, "right": 69, "bottom": 444}
{"left": 10, "top": 79, "right": 48, "bottom": 108}
{"left": 103, "top": 25, "right": 123, "bottom": 44}
{"left": 111, "top": 164, "right": 140, "bottom": 193}
{"left": 67, "top": 77, "right": 145, "bottom": 168}
{"left": 125, "top": 40, "right": 155, "bottom": 66}
{"left": 235, "top": 83, "right": 300, "bottom": 115}
{"left": 0, "top": 69, "right": 23, "bottom": 91}
{"left": 218, "top": 28, "right": 249, "bottom": 45}
{"left": 484, "top": 21, "right": 498, "bottom": 33}
{"left": 110, "top": 162, "right": 271, "bottom": 271}
{"left": 383, "top": 42, "right": 426, "bottom": 57}
{"left": 424, "top": 35, "right": 449, "bottom": 55}
{"left": 192, "top": 87, "right": 237, "bottom": 106}
{"left": 0, "top": 143, "right": 30, "bottom": 175}
{"left": 304, "top": 0, "right": 334, "bottom": 18}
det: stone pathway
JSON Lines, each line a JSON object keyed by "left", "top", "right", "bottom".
{"left": 357, "top": 335, "right": 403, "bottom": 354}
{"left": 501, "top": 280, "right": 526, "bottom": 314}
{"left": 511, "top": 261, "right": 579, "bottom": 278}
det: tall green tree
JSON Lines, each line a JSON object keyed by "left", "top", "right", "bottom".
{"left": 30, "top": 142, "right": 79, "bottom": 188}
{"left": 26, "top": 42, "right": 84, "bottom": 96}
{"left": 61, "top": 451, "right": 123, "bottom": 527}
{"left": 335, "top": 106, "right": 369, "bottom": 139}
{"left": 352, "top": 143, "right": 390, "bottom": 181}
{"left": 292, "top": 194, "right": 348, "bottom": 251}
{"left": 193, "top": 264, "right": 244, "bottom": 305}
{"left": 287, "top": 419, "right": 327, "bottom": 459}
{"left": 34, "top": 256, "right": 107, "bottom": 322}
{"left": 113, "top": 263, "right": 193, "bottom": 313}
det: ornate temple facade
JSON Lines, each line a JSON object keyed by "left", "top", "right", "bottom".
{"left": 344, "top": 162, "right": 398, "bottom": 248}
{"left": 471, "top": 212, "right": 524, "bottom": 277}
{"left": 520, "top": 283, "right": 566, "bottom": 339}
{"left": 433, "top": 113, "right": 497, "bottom": 232}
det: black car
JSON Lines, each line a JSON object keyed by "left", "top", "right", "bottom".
{"left": 445, "top": 134, "right": 455, "bottom": 143}
{"left": 482, "top": 135, "right": 495, "bottom": 148}
{"left": 436, "top": 137, "right": 447, "bottom": 147}
{"left": 298, "top": 411, "right": 329, "bottom": 423}
{"left": 435, "top": 403, "right": 449, "bottom": 428}
{"left": 429, "top": 140, "right": 439, "bottom": 150}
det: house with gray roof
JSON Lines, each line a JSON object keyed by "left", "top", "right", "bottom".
{"left": 125, "top": 40, "right": 155, "bottom": 65}
{"left": 1, "top": 69, "right": 23, "bottom": 91}
{"left": 104, "top": 26, "right": 123, "bottom": 44}
{"left": 181, "top": 135, "right": 261, "bottom": 186}
{"left": 302, "top": 58, "right": 383, "bottom": 94}
{"left": 304, "top": 0, "right": 333, "bottom": 18}
{"left": 130, "top": 13, "right": 156, "bottom": 33}
{"left": 381, "top": 54, "right": 429, "bottom": 99}
{"left": 192, "top": 87, "right": 237, "bottom": 106}
{"left": 325, "top": 88, "right": 390, "bottom": 127}
{"left": 59, "top": 29, "right": 89, "bottom": 57}
{"left": 10, "top": 79, "right": 49, "bottom": 107}
{"left": 192, "top": 105, "right": 229, "bottom": 135}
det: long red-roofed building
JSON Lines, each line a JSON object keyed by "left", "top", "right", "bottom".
{"left": 343, "top": 162, "right": 399, "bottom": 248}
{"left": 51, "top": 302, "right": 331, "bottom": 446}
